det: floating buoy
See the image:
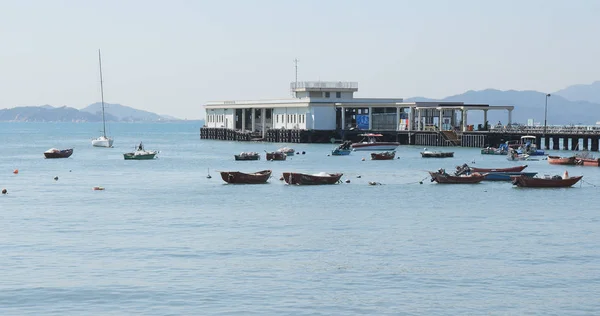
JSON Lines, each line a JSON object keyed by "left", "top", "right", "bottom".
{"left": 419, "top": 181, "right": 423, "bottom": 184}
{"left": 327, "top": 154, "right": 330, "bottom": 157}
{"left": 13, "top": 169, "right": 18, "bottom": 174}
{"left": 357, "top": 175, "right": 361, "bottom": 178}
{"left": 93, "top": 186, "right": 104, "bottom": 191}
{"left": 1, "top": 188, "right": 7, "bottom": 194}
{"left": 54, "top": 176, "right": 59, "bottom": 181}
{"left": 345, "top": 179, "right": 351, "bottom": 183}
{"left": 361, "top": 158, "right": 365, "bottom": 161}
{"left": 206, "top": 168, "right": 212, "bottom": 179}
{"left": 302, "top": 151, "right": 306, "bottom": 155}
{"left": 279, "top": 176, "right": 284, "bottom": 181}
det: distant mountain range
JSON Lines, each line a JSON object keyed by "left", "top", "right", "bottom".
{"left": 407, "top": 81, "right": 600, "bottom": 125}
{"left": 0, "top": 103, "right": 178, "bottom": 122}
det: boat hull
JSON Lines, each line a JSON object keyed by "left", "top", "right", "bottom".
{"left": 482, "top": 171, "right": 538, "bottom": 181}
{"left": 468, "top": 165, "right": 528, "bottom": 173}
{"left": 220, "top": 170, "right": 271, "bottom": 184}
{"left": 123, "top": 152, "right": 157, "bottom": 160}
{"left": 481, "top": 148, "right": 507, "bottom": 155}
{"left": 92, "top": 136, "right": 114, "bottom": 148}
{"left": 331, "top": 149, "right": 351, "bottom": 156}
{"left": 421, "top": 151, "right": 454, "bottom": 158}
{"left": 282, "top": 172, "right": 343, "bottom": 185}
{"left": 266, "top": 152, "right": 287, "bottom": 161}
{"left": 44, "top": 148, "right": 73, "bottom": 159}
{"left": 511, "top": 175, "right": 583, "bottom": 187}
{"left": 234, "top": 154, "right": 260, "bottom": 161}
{"left": 578, "top": 158, "right": 600, "bottom": 166}
{"left": 548, "top": 156, "right": 577, "bottom": 165}
{"left": 351, "top": 143, "right": 399, "bottom": 151}
{"left": 370, "top": 151, "right": 395, "bottom": 160}
{"left": 429, "top": 171, "right": 485, "bottom": 184}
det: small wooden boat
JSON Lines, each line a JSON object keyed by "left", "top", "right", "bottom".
{"left": 482, "top": 171, "right": 538, "bottom": 181}
{"left": 234, "top": 152, "right": 260, "bottom": 161}
{"left": 511, "top": 174, "right": 583, "bottom": 188}
{"left": 429, "top": 169, "right": 485, "bottom": 184}
{"left": 421, "top": 151, "right": 454, "bottom": 158}
{"left": 547, "top": 155, "right": 577, "bottom": 165}
{"left": 277, "top": 147, "right": 295, "bottom": 156}
{"left": 577, "top": 158, "right": 600, "bottom": 166}
{"left": 282, "top": 172, "right": 343, "bottom": 185}
{"left": 370, "top": 151, "right": 395, "bottom": 160}
{"left": 44, "top": 148, "right": 73, "bottom": 159}
{"left": 123, "top": 142, "right": 158, "bottom": 160}
{"left": 266, "top": 151, "right": 287, "bottom": 161}
{"left": 465, "top": 164, "right": 528, "bottom": 173}
{"left": 219, "top": 170, "right": 271, "bottom": 184}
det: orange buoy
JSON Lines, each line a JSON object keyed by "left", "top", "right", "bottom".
{"left": 13, "top": 169, "right": 18, "bottom": 174}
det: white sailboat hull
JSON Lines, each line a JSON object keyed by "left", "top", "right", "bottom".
{"left": 92, "top": 136, "right": 114, "bottom": 148}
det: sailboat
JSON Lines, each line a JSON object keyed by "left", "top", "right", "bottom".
{"left": 91, "top": 49, "right": 114, "bottom": 148}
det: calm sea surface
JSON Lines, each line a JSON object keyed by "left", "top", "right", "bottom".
{"left": 1, "top": 122, "right": 599, "bottom": 315}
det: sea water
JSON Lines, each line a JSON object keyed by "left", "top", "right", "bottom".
{"left": 0, "top": 122, "right": 599, "bottom": 315}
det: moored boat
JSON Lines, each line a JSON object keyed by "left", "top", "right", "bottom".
{"left": 91, "top": 50, "right": 114, "bottom": 148}
{"left": 282, "top": 172, "right": 343, "bottom": 185}
{"left": 457, "top": 164, "right": 528, "bottom": 173}
{"left": 44, "top": 148, "right": 73, "bottom": 159}
{"left": 547, "top": 155, "right": 577, "bottom": 165}
{"left": 219, "top": 170, "right": 271, "bottom": 184}
{"left": 421, "top": 151, "right": 454, "bottom": 158}
{"left": 481, "top": 147, "right": 508, "bottom": 155}
{"left": 482, "top": 171, "right": 538, "bottom": 181}
{"left": 123, "top": 142, "right": 158, "bottom": 160}
{"left": 351, "top": 134, "right": 399, "bottom": 151}
{"left": 511, "top": 174, "right": 583, "bottom": 188}
{"left": 277, "top": 147, "right": 295, "bottom": 156}
{"left": 332, "top": 141, "right": 352, "bottom": 156}
{"left": 370, "top": 151, "right": 395, "bottom": 160}
{"left": 429, "top": 169, "right": 485, "bottom": 184}
{"left": 266, "top": 151, "right": 287, "bottom": 161}
{"left": 234, "top": 152, "right": 260, "bottom": 161}
{"left": 577, "top": 158, "right": 600, "bottom": 166}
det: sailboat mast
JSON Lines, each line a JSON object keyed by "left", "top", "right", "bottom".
{"left": 98, "top": 49, "right": 107, "bottom": 138}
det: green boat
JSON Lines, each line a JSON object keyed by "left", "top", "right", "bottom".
{"left": 123, "top": 142, "right": 158, "bottom": 160}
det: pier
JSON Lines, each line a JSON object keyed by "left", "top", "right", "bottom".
{"left": 201, "top": 125, "right": 600, "bottom": 151}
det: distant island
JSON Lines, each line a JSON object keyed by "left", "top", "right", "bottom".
{"left": 0, "top": 103, "right": 180, "bottom": 122}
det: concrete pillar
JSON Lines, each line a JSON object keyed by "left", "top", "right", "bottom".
{"left": 341, "top": 107, "right": 345, "bottom": 130}
{"left": 483, "top": 109, "right": 488, "bottom": 129}
{"left": 508, "top": 109, "right": 513, "bottom": 125}
{"left": 438, "top": 109, "right": 443, "bottom": 131}
{"left": 591, "top": 137, "right": 599, "bottom": 151}
{"left": 544, "top": 135, "right": 550, "bottom": 150}
{"left": 251, "top": 108, "right": 256, "bottom": 132}
{"left": 562, "top": 137, "right": 569, "bottom": 150}
{"left": 552, "top": 136, "right": 560, "bottom": 150}
{"left": 462, "top": 109, "right": 468, "bottom": 132}
{"left": 368, "top": 106, "right": 373, "bottom": 130}
{"left": 409, "top": 107, "right": 415, "bottom": 131}
{"left": 417, "top": 108, "right": 422, "bottom": 131}
{"left": 396, "top": 107, "right": 401, "bottom": 131}
{"left": 261, "top": 108, "right": 266, "bottom": 138}
{"left": 241, "top": 109, "right": 246, "bottom": 132}
{"left": 583, "top": 137, "right": 589, "bottom": 150}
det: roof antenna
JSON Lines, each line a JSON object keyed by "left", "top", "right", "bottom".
{"left": 292, "top": 58, "right": 299, "bottom": 97}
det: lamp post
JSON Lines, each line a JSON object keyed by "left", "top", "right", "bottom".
{"left": 543, "top": 93, "right": 551, "bottom": 137}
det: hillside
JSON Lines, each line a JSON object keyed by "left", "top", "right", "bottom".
{"left": 553, "top": 81, "right": 600, "bottom": 104}
{"left": 0, "top": 103, "right": 177, "bottom": 122}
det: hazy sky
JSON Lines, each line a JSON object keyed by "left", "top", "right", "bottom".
{"left": 1, "top": 0, "right": 599, "bottom": 119}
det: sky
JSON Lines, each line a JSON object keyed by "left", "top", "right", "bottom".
{"left": 1, "top": 0, "right": 599, "bottom": 119}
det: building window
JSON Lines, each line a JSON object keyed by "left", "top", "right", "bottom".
{"left": 336, "top": 92, "right": 341, "bottom": 98}
{"left": 325, "top": 92, "right": 330, "bottom": 98}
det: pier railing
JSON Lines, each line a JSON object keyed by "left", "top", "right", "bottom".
{"left": 290, "top": 81, "right": 358, "bottom": 90}
{"left": 489, "top": 125, "right": 600, "bottom": 135}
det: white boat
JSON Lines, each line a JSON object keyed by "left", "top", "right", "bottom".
{"left": 351, "top": 133, "right": 400, "bottom": 151}
{"left": 92, "top": 49, "right": 114, "bottom": 148}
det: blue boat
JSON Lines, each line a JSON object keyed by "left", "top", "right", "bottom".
{"left": 483, "top": 171, "right": 538, "bottom": 181}
{"left": 331, "top": 141, "right": 352, "bottom": 156}
{"left": 332, "top": 148, "right": 352, "bottom": 156}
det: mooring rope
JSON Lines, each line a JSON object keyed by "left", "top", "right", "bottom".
{"left": 581, "top": 179, "right": 598, "bottom": 187}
